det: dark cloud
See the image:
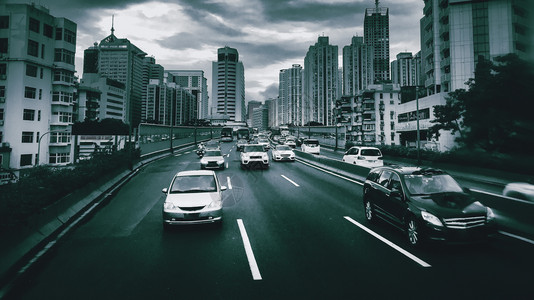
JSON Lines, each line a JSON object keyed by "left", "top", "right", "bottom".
{"left": 260, "top": 83, "right": 279, "bottom": 100}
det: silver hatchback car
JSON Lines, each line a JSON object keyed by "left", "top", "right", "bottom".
{"left": 162, "top": 170, "right": 227, "bottom": 228}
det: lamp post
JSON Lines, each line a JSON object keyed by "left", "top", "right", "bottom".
{"left": 36, "top": 129, "right": 69, "bottom": 166}
{"left": 415, "top": 86, "right": 422, "bottom": 166}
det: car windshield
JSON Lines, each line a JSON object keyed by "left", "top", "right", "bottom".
{"left": 361, "top": 149, "right": 382, "bottom": 156}
{"left": 304, "top": 140, "right": 319, "bottom": 146}
{"left": 170, "top": 175, "right": 217, "bottom": 193}
{"left": 205, "top": 150, "right": 222, "bottom": 157}
{"left": 259, "top": 139, "right": 268, "bottom": 143}
{"left": 205, "top": 141, "right": 219, "bottom": 148}
{"left": 404, "top": 174, "right": 463, "bottom": 195}
{"left": 244, "top": 145, "right": 264, "bottom": 152}
{"left": 276, "top": 145, "right": 291, "bottom": 151}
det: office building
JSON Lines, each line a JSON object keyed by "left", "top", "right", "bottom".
{"left": 364, "top": 2, "right": 390, "bottom": 84}
{"left": 303, "top": 36, "right": 340, "bottom": 126}
{"left": 0, "top": 3, "right": 76, "bottom": 171}
{"left": 391, "top": 52, "right": 419, "bottom": 87}
{"left": 166, "top": 70, "right": 208, "bottom": 120}
{"left": 77, "top": 74, "right": 126, "bottom": 122}
{"left": 211, "top": 46, "right": 245, "bottom": 122}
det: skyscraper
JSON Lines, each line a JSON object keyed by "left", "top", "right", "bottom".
{"left": 279, "top": 64, "right": 303, "bottom": 126}
{"left": 303, "top": 36, "right": 340, "bottom": 126}
{"left": 0, "top": 3, "right": 76, "bottom": 169}
{"left": 211, "top": 46, "right": 245, "bottom": 122}
{"left": 342, "top": 36, "right": 374, "bottom": 95}
{"left": 166, "top": 70, "right": 208, "bottom": 120}
{"left": 364, "top": 1, "right": 390, "bottom": 84}
{"left": 390, "top": 52, "right": 418, "bottom": 87}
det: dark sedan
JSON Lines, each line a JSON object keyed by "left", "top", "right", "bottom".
{"left": 363, "top": 166, "right": 496, "bottom": 246}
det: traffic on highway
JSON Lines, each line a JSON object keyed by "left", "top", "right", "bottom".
{"left": 3, "top": 136, "right": 534, "bottom": 299}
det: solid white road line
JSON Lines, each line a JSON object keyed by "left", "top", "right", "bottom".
{"left": 499, "top": 231, "right": 534, "bottom": 245}
{"left": 237, "top": 219, "right": 262, "bottom": 280}
{"left": 227, "top": 176, "right": 233, "bottom": 189}
{"left": 297, "top": 159, "right": 363, "bottom": 185}
{"left": 281, "top": 175, "right": 300, "bottom": 187}
{"left": 344, "top": 216, "right": 432, "bottom": 268}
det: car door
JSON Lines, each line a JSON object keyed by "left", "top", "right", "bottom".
{"left": 382, "top": 172, "right": 407, "bottom": 227}
{"left": 372, "top": 170, "right": 393, "bottom": 220}
{"left": 344, "top": 147, "right": 359, "bottom": 164}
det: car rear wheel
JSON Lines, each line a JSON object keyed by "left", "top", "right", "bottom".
{"left": 406, "top": 217, "right": 422, "bottom": 246}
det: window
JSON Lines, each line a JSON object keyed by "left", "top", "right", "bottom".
{"left": 41, "top": 44, "right": 45, "bottom": 59}
{"left": 64, "top": 29, "right": 76, "bottom": 44}
{"left": 388, "top": 173, "right": 402, "bottom": 191}
{"left": 378, "top": 170, "right": 392, "bottom": 187}
{"left": 54, "top": 49, "right": 74, "bottom": 65}
{"left": 26, "top": 64, "right": 38, "bottom": 77}
{"left": 38, "top": 110, "right": 41, "bottom": 121}
{"left": 23, "top": 109, "right": 35, "bottom": 121}
{"left": 0, "top": 131, "right": 3, "bottom": 143}
{"left": 24, "top": 87, "right": 36, "bottom": 99}
{"left": 27, "top": 39, "right": 39, "bottom": 57}
{"left": 22, "top": 131, "right": 34, "bottom": 143}
{"left": 49, "top": 152, "right": 70, "bottom": 164}
{"left": 55, "top": 28, "right": 62, "bottom": 40}
{"left": 29, "top": 18, "right": 40, "bottom": 33}
{"left": 39, "top": 89, "right": 42, "bottom": 100}
{"left": 0, "top": 108, "right": 4, "bottom": 120}
{"left": 43, "top": 24, "right": 53, "bottom": 38}
{"left": 0, "top": 16, "right": 9, "bottom": 29}
{"left": 20, "top": 154, "right": 33, "bottom": 166}
{"left": 0, "top": 38, "right": 7, "bottom": 54}
{"left": 50, "top": 132, "right": 71, "bottom": 143}
{"left": 0, "top": 86, "right": 4, "bottom": 97}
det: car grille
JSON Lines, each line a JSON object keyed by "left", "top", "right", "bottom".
{"left": 207, "top": 162, "right": 218, "bottom": 167}
{"left": 250, "top": 156, "right": 262, "bottom": 159}
{"left": 282, "top": 154, "right": 290, "bottom": 157}
{"left": 443, "top": 216, "right": 486, "bottom": 229}
{"left": 180, "top": 206, "right": 205, "bottom": 211}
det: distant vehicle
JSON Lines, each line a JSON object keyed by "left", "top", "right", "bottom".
{"left": 363, "top": 166, "right": 496, "bottom": 246}
{"left": 240, "top": 144, "right": 269, "bottom": 169}
{"left": 502, "top": 182, "right": 534, "bottom": 202}
{"left": 162, "top": 170, "right": 227, "bottom": 228}
{"left": 284, "top": 137, "right": 296, "bottom": 148}
{"left": 200, "top": 150, "right": 225, "bottom": 170}
{"left": 342, "top": 146, "right": 383, "bottom": 168}
{"left": 221, "top": 126, "right": 233, "bottom": 142}
{"left": 301, "top": 139, "right": 320, "bottom": 154}
{"left": 236, "top": 139, "right": 248, "bottom": 151}
{"left": 204, "top": 140, "right": 221, "bottom": 151}
{"left": 272, "top": 145, "right": 295, "bottom": 162}
{"left": 236, "top": 127, "right": 251, "bottom": 141}
{"left": 258, "top": 138, "right": 270, "bottom": 150}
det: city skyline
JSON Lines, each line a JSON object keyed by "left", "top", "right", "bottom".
{"left": 7, "top": 0, "right": 424, "bottom": 102}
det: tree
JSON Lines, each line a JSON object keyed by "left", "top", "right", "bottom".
{"left": 430, "top": 54, "right": 534, "bottom": 154}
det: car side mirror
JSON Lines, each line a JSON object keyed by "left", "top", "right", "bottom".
{"left": 162, "top": 188, "right": 168, "bottom": 194}
{"left": 220, "top": 186, "right": 228, "bottom": 191}
{"left": 462, "top": 187, "right": 471, "bottom": 193}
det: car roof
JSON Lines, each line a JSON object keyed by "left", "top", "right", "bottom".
{"left": 372, "top": 165, "right": 447, "bottom": 175}
{"left": 176, "top": 170, "right": 215, "bottom": 177}
{"left": 350, "top": 146, "right": 381, "bottom": 150}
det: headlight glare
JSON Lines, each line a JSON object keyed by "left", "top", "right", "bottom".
{"left": 421, "top": 211, "right": 443, "bottom": 227}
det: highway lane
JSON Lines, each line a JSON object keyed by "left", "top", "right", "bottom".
{"left": 5, "top": 141, "right": 534, "bottom": 299}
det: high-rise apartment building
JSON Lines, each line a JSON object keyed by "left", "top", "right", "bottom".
{"left": 246, "top": 100, "right": 261, "bottom": 127}
{"left": 211, "top": 46, "right": 245, "bottom": 122}
{"left": 342, "top": 36, "right": 374, "bottom": 96}
{"left": 83, "top": 27, "right": 148, "bottom": 129}
{"left": 166, "top": 70, "right": 208, "bottom": 120}
{"left": 364, "top": 2, "right": 390, "bottom": 84}
{"left": 0, "top": 3, "right": 76, "bottom": 171}
{"left": 278, "top": 64, "right": 303, "bottom": 126}
{"left": 420, "top": 0, "right": 531, "bottom": 94}
{"left": 303, "top": 36, "right": 340, "bottom": 126}
{"left": 391, "top": 52, "right": 419, "bottom": 87}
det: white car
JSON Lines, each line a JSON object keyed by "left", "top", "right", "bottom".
{"left": 301, "top": 139, "right": 320, "bottom": 154}
{"left": 272, "top": 145, "right": 295, "bottom": 162}
{"left": 342, "top": 146, "right": 383, "bottom": 168}
{"left": 162, "top": 170, "right": 227, "bottom": 228}
{"left": 284, "top": 138, "right": 296, "bottom": 148}
{"left": 258, "top": 138, "right": 270, "bottom": 150}
{"left": 240, "top": 144, "right": 269, "bottom": 169}
{"left": 503, "top": 182, "right": 534, "bottom": 202}
{"left": 200, "top": 150, "right": 225, "bottom": 170}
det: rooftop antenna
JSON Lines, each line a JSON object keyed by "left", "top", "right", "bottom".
{"left": 111, "top": 15, "right": 115, "bottom": 35}
{"left": 375, "top": 0, "right": 379, "bottom": 10}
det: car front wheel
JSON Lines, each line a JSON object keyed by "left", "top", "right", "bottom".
{"left": 406, "top": 217, "right": 422, "bottom": 247}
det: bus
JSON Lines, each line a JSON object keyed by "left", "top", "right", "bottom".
{"left": 221, "top": 126, "right": 233, "bottom": 142}
{"left": 236, "top": 127, "right": 251, "bottom": 141}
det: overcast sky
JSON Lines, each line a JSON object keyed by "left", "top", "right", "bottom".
{"left": 11, "top": 0, "right": 424, "bottom": 102}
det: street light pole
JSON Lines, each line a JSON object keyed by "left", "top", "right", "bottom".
{"left": 36, "top": 130, "right": 69, "bottom": 166}
{"left": 416, "top": 86, "right": 421, "bottom": 166}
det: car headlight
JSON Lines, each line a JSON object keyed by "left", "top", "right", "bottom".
{"left": 217, "top": 159, "right": 224, "bottom": 165}
{"left": 486, "top": 207, "right": 495, "bottom": 221}
{"left": 164, "top": 202, "right": 177, "bottom": 210}
{"left": 421, "top": 211, "right": 443, "bottom": 227}
{"left": 206, "top": 198, "right": 222, "bottom": 209}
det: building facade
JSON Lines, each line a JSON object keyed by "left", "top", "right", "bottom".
{"left": 278, "top": 64, "right": 303, "bottom": 126}
{"left": 303, "top": 36, "right": 340, "bottom": 126}
{"left": 364, "top": 3, "right": 390, "bottom": 84}
{"left": 166, "top": 70, "right": 208, "bottom": 120}
{"left": 0, "top": 3, "right": 76, "bottom": 171}
{"left": 211, "top": 46, "right": 245, "bottom": 122}
{"left": 77, "top": 73, "right": 126, "bottom": 122}
{"left": 390, "top": 52, "right": 419, "bottom": 87}
{"left": 342, "top": 36, "right": 374, "bottom": 96}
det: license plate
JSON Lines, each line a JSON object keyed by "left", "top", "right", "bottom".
{"left": 185, "top": 213, "right": 200, "bottom": 219}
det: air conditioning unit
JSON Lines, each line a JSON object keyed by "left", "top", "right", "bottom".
{"left": 0, "top": 97, "right": 5, "bottom": 103}
{"left": 0, "top": 120, "right": 4, "bottom": 126}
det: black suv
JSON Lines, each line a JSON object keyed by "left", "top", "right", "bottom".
{"left": 363, "top": 166, "right": 496, "bottom": 246}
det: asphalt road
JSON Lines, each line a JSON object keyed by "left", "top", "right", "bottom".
{"left": 4, "top": 142, "right": 534, "bottom": 299}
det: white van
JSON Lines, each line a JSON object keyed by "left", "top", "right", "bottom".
{"left": 301, "top": 139, "right": 320, "bottom": 154}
